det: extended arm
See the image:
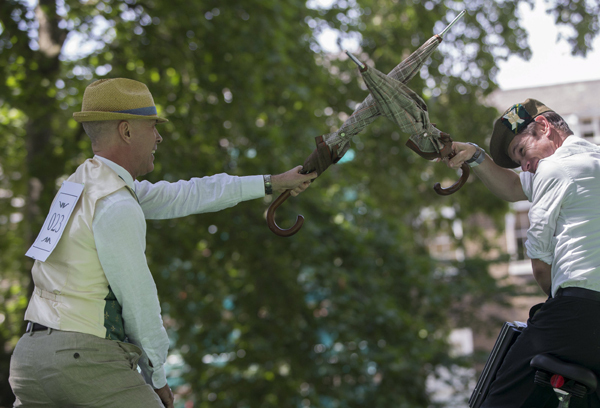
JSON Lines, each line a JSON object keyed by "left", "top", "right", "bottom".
{"left": 447, "top": 142, "right": 527, "bottom": 202}
{"left": 136, "top": 167, "right": 317, "bottom": 219}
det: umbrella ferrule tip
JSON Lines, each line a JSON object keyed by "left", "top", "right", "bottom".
{"left": 345, "top": 51, "right": 367, "bottom": 71}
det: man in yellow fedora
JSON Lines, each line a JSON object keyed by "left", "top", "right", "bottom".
{"left": 9, "top": 78, "right": 316, "bottom": 408}
{"left": 445, "top": 99, "right": 600, "bottom": 406}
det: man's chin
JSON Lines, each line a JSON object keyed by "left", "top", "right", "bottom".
{"left": 139, "top": 164, "right": 154, "bottom": 178}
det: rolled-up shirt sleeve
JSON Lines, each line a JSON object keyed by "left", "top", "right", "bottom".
{"left": 93, "top": 192, "right": 170, "bottom": 389}
{"left": 135, "top": 174, "right": 265, "bottom": 219}
{"left": 525, "top": 162, "right": 573, "bottom": 265}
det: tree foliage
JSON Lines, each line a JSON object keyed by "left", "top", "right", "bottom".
{"left": 1, "top": 0, "right": 598, "bottom": 406}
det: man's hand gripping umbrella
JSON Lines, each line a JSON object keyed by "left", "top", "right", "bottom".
{"left": 267, "top": 11, "right": 467, "bottom": 237}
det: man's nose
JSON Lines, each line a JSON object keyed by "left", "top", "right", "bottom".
{"left": 156, "top": 131, "right": 163, "bottom": 144}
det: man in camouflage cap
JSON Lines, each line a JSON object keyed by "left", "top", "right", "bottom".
{"left": 447, "top": 99, "right": 600, "bottom": 406}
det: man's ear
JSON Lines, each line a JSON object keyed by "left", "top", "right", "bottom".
{"left": 117, "top": 120, "right": 132, "bottom": 144}
{"left": 533, "top": 115, "right": 551, "bottom": 138}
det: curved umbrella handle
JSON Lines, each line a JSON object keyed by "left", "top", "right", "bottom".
{"left": 433, "top": 163, "right": 470, "bottom": 196}
{"left": 266, "top": 190, "right": 305, "bottom": 237}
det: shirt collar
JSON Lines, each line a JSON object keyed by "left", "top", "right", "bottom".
{"left": 556, "top": 136, "right": 600, "bottom": 157}
{"left": 94, "top": 155, "right": 135, "bottom": 189}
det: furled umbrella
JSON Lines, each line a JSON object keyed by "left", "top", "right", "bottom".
{"left": 346, "top": 50, "right": 469, "bottom": 194}
{"left": 267, "top": 11, "right": 466, "bottom": 237}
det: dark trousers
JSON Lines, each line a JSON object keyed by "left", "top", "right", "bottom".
{"left": 481, "top": 294, "right": 600, "bottom": 408}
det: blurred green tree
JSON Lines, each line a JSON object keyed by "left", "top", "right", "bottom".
{"left": 1, "top": 0, "right": 598, "bottom": 406}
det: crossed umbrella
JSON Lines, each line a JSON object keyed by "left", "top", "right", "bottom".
{"left": 267, "top": 11, "right": 468, "bottom": 237}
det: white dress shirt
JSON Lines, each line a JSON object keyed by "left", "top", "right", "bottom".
{"left": 520, "top": 137, "right": 600, "bottom": 297}
{"left": 93, "top": 156, "right": 264, "bottom": 388}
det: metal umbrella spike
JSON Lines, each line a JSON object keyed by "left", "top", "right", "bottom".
{"left": 439, "top": 10, "right": 466, "bottom": 38}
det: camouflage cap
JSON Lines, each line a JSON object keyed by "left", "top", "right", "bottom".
{"left": 490, "top": 98, "right": 553, "bottom": 168}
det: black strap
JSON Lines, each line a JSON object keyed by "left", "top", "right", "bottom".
{"left": 26, "top": 322, "right": 49, "bottom": 332}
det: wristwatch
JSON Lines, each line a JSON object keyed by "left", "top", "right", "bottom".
{"left": 465, "top": 143, "right": 485, "bottom": 167}
{"left": 263, "top": 174, "right": 273, "bottom": 195}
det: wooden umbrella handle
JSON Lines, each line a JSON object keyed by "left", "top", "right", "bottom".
{"left": 266, "top": 190, "right": 305, "bottom": 237}
{"left": 433, "top": 163, "right": 470, "bottom": 196}
{"left": 406, "top": 133, "right": 470, "bottom": 196}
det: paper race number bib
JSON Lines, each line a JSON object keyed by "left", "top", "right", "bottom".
{"left": 25, "top": 181, "right": 84, "bottom": 262}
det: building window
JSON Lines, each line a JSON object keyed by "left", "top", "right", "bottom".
{"left": 506, "top": 201, "right": 532, "bottom": 275}
{"left": 513, "top": 209, "right": 530, "bottom": 261}
{"left": 578, "top": 117, "right": 597, "bottom": 141}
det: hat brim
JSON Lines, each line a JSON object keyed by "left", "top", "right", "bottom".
{"left": 73, "top": 111, "right": 168, "bottom": 123}
{"left": 490, "top": 118, "right": 521, "bottom": 168}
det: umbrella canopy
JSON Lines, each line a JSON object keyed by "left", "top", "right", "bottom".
{"left": 301, "top": 11, "right": 465, "bottom": 176}
{"left": 324, "top": 34, "right": 443, "bottom": 156}
{"left": 300, "top": 34, "right": 444, "bottom": 176}
{"left": 350, "top": 52, "right": 470, "bottom": 196}
{"left": 352, "top": 53, "right": 446, "bottom": 156}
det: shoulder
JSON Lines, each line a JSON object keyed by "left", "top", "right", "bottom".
{"left": 95, "top": 188, "right": 143, "bottom": 221}
{"left": 530, "top": 158, "right": 573, "bottom": 201}
{"left": 536, "top": 158, "right": 569, "bottom": 180}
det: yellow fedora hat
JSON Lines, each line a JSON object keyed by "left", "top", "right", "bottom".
{"left": 73, "top": 78, "right": 168, "bottom": 123}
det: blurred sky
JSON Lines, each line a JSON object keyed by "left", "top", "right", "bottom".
{"left": 316, "top": 0, "right": 600, "bottom": 91}
{"left": 496, "top": 0, "right": 600, "bottom": 90}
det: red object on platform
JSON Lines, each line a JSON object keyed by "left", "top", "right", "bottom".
{"left": 551, "top": 374, "right": 565, "bottom": 388}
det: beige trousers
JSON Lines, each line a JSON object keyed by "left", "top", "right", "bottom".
{"left": 9, "top": 329, "right": 164, "bottom": 407}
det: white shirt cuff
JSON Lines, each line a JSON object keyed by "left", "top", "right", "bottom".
{"left": 151, "top": 365, "right": 167, "bottom": 389}
{"left": 242, "top": 175, "right": 267, "bottom": 198}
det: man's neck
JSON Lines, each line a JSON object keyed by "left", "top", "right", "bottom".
{"left": 93, "top": 148, "right": 136, "bottom": 180}
{"left": 550, "top": 130, "right": 569, "bottom": 150}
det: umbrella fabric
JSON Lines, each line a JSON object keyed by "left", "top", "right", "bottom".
{"left": 302, "top": 35, "right": 443, "bottom": 175}
{"left": 356, "top": 55, "right": 470, "bottom": 196}
{"left": 358, "top": 62, "right": 446, "bottom": 155}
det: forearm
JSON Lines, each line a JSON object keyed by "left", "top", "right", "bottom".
{"left": 472, "top": 154, "right": 527, "bottom": 202}
{"left": 136, "top": 174, "right": 264, "bottom": 219}
{"left": 448, "top": 143, "right": 527, "bottom": 202}
{"left": 531, "top": 258, "right": 552, "bottom": 296}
